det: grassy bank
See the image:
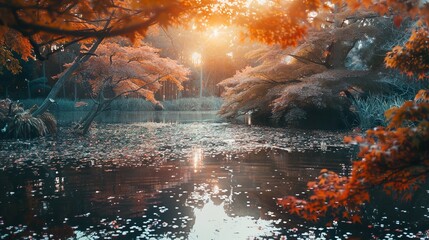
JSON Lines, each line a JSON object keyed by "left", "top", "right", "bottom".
{"left": 353, "top": 77, "right": 427, "bottom": 130}
{"left": 20, "top": 97, "right": 223, "bottom": 112}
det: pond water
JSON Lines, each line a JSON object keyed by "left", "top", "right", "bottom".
{"left": 0, "top": 119, "right": 428, "bottom": 239}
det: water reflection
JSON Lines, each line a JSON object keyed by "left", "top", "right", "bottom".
{"left": 189, "top": 199, "right": 279, "bottom": 239}
{"left": 244, "top": 112, "right": 252, "bottom": 126}
{"left": 54, "top": 176, "right": 64, "bottom": 193}
{"left": 191, "top": 147, "right": 204, "bottom": 173}
{"left": 1, "top": 122, "right": 429, "bottom": 239}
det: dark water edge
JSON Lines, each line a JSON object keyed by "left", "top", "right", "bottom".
{"left": 0, "top": 122, "right": 428, "bottom": 239}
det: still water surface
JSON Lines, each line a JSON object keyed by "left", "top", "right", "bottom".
{"left": 0, "top": 113, "right": 428, "bottom": 239}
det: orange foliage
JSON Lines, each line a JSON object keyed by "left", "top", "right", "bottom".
{"left": 279, "top": 94, "right": 429, "bottom": 221}
{"left": 68, "top": 39, "right": 189, "bottom": 104}
{"left": 1, "top": 0, "right": 429, "bottom": 65}
{"left": 0, "top": 0, "right": 339, "bottom": 66}
{"left": 0, "top": 28, "right": 32, "bottom": 74}
{"left": 276, "top": 0, "right": 429, "bottom": 218}
{"left": 385, "top": 29, "right": 429, "bottom": 78}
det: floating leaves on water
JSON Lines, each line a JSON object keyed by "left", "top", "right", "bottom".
{"left": 0, "top": 122, "right": 423, "bottom": 239}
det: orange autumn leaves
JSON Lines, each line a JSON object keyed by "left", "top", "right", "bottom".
{"left": 3, "top": 0, "right": 429, "bottom": 75}
{"left": 275, "top": 0, "right": 429, "bottom": 223}
{"left": 70, "top": 40, "right": 189, "bottom": 104}
{"left": 385, "top": 28, "right": 429, "bottom": 79}
{"left": 0, "top": 28, "right": 33, "bottom": 74}
{"left": 279, "top": 93, "right": 429, "bottom": 222}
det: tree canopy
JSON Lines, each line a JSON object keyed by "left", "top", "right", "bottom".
{"left": 0, "top": 0, "right": 321, "bottom": 67}
{"left": 218, "top": 8, "right": 399, "bottom": 128}
{"left": 71, "top": 39, "right": 189, "bottom": 104}
{"left": 68, "top": 39, "right": 189, "bottom": 134}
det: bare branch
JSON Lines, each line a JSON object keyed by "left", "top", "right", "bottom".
{"left": 288, "top": 54, "right": 327, "bottom": 67}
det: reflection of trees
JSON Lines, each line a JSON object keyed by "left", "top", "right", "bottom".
{"left": 0, "top": 168, "right": 74, "bottom": 239}
{"left": 62, "top": 166, "right": 192, "bottom": 218}
{"left": 194, "top": 149, "right": 353, "bottom": 222}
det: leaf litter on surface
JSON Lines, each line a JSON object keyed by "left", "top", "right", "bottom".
{"left": 1, "top": 122, "right": 425, "bottom": 239}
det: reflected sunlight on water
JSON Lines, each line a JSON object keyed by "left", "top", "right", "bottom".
{"left": 191, "top": 147, "right": 204, "bottom": 173}
{"left": 0, "top": 122, "right": 428, "bottom": 239}
{"left": 188, "top": 199, "right": 279, "bottom": 239}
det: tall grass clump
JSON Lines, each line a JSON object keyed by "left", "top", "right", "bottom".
{"left": 0, "top": 99, "right": 57, "bottom": 139}
{"left": 353, "top": 76, "right": 427, "bottom": 130}
{"left": 353, "top": 95, "right": 405, "bottom": 129}
{"left": 163, "top": 97, "right": 223, "bottom": 111}
{"left": 109, "top": 98, "right": 155, "bottom": 111}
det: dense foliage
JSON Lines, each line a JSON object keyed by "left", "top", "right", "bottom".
{"left": 67, "top": 39, "right": 189, "bottom": 134}
{"left": 279, "top": 90, "right": 429, "bottom": 222}
{"left": 385, "top": 28, "right": 429, "bottom": 78}
{"left": 274, "top": 0, "right": 429, "bottom": 223}
{"left": 218, "top": 9, "right": 400, "bottom": 128}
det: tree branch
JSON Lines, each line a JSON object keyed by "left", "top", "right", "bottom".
{"left": 110, "top": 74, "right": 169, "bottom": 102}
{"left": 288, "top": 54, "right": 328, "bottom": 67}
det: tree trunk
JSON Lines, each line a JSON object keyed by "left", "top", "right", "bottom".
{"left": 76, "top": 99, "right": 113, "bottom": 135}
{"left": 32, "top": 37, "right": 104, "bottom": 116}
{"left": 74, "top": 104, "right": 97, "bottom": 129}
{"left": 81, "top": 107, "right": 100, "bottom": 134}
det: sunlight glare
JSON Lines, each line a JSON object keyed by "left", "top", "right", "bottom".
{"left": 213, "top": 185, "right": 220, "bottom": 194}
{"left": 191, "top": 147, "right": 203, "bottom": 173}
{"left": 191, "top": 52, "right": 202, "bottom": 66}
{"left": 211, "top": 28, "right": 220, "bottom": 38}
{"left": 245, "top": 0, "right": 268, "bottom": 7}
{"left": 282, "top": 56, "right": 294, "bottom": 64}
{"left": 188, "top": 199, "right": 279, "bottom": 239}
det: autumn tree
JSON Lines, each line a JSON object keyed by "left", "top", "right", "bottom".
{"left": 0, "top": 0, "right": 329, "bottom": 116}
{"left": 68, "top": 39, "right": 189, "bottom": 134}
{"left": 218, "top": 8, "right": 403, "bottom": 129}
{"left": 275, "top": 0, "right": 429, "bottom": 223}
{"left": 278, "top": 89, "right": 429, "bottom": 222}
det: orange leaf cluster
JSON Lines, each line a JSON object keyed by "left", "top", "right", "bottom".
{"left": 2, "top": 0, "right": 429, "bottom": 67}
{"left": 69, "top": 39, "right": 190, "bottom": 103}
{"left": 385, "top": 29, "right": 429, "bottom": 79}
{"left": 0, "top": 27, "right": 33, "bottom": 74}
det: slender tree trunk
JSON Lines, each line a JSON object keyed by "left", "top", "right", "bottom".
{"left": 74, "top": 104, "right": 97, "bottom": 129}
{"left": 32, "top": 37, "right": 104, "bottom": 116}
{"left": 77, "top": 99, "right": 113, "bottom": 135}
{"left": 81, "top": 107, "right": 100, "bottom": 134}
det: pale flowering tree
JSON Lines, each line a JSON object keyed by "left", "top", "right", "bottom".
{"left": 64, "top": 39, "right": 190, "bottom": 134}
